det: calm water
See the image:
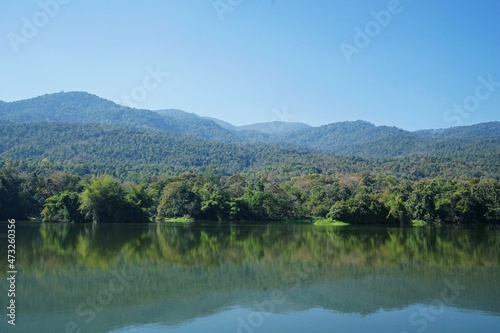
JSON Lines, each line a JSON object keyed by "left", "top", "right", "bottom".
{"left": 1, "top": 222, "right": 499, "bottom": 333}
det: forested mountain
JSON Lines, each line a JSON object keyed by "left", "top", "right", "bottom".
{"left": 414, "top": 122, "right": 500, "bottom": 138}
{"left": 204, "top": 117, "right": 240, "bottom": 131}
{"left": 1, "top": 93, "right": 499, "bottom": 224}
{"left": 0, "top": 92, "right": 241, "bottom": 143}
{"left": 204, "top": 117, "right": 311, "bottom": 135}
{"left": 336, "top": 134, "right": 500, "bottom": 159}
{"left": 0, "top": 121, "right": 358, "bottom": 177}
{"left": 1, "top": 92, "right": 499, "bottom": 180}
{"left": 2, "top": 92, "right": 499, "bottom": 157}
{"left": 276, "top": 120, "right": 412, "bottom": 153}
{"left": 239, "top": 121, "right": 312, "bottom": 134}
{"left": 151, "top": 108, "right": 243, "bottom": 142}
{"left": 201, "top": 117, "right": 273, "bottom": 143}
{"left": 276, "top": 120, "right": 500, "bottom": 158}
{"left": 1, "top": 121, "right": 499, "bottom": 181}
{"left": 0, "top": 91, "right": 165, "bottom": 127}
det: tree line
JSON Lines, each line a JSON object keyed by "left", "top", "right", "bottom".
{"left": 1, "top": 165, "right": 499, "bottom": 225}
{"left": 2, "top": 121, "right": 499, "bottom": 181}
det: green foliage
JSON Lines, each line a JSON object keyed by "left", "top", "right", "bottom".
{"left": 1, "top": 92, "right": 499, "bottom": 182}
{"left": 25, "top": 222, "right": 500, "bottom": 274}
{"left": 157, "top": 181, "right": 200, "bottom": 220}
{"left": 79, "top": 176, "right": 123, "bottom": 223}
{"left": 200, "top": 190, "right": 230, "bottom": 221}
{"left": 0, "top": 166, "right": 48, "bottom": 220}
{"left": 2, "top": 92, "right": 499, "bottom": 225}
{"left": 41, "top": 191, "right": 86, "bottom": 223}
{"left": 0, "top": 166, "right": 24, "bottom": 220}
{"left": 385, "top": 193, "right": 409, "bottom": 225}
{"left": 1, "top": 120, "right": 499, "bottom": 180}
{"left": 2, "top": 166, "right": 500, "bottom": 225}
{"left": 277, "top": 120, "right": 408, "bottom": 154}
{"left": 78, "top": 175, "right": 150, "bottom": 223}
{"left": 164, "top": 217, "right": 195, "bottom": 223}
{"left": 313, "top": 219, "right": 349, "bottom": 226}
{"left": 0, "top": 92, "right": 241, "bottom": 143}
{"left": 411, "top": 220, "right": 432, "bottom": 227}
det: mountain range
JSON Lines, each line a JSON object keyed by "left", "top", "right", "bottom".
{"left": 0, "top": 91, "right": 499, "bottom": 179}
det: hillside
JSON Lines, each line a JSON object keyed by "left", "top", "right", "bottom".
{"left": 414, "top": 122, "right": 500, "bottom": 138}
{"left": 277, "top": 120, "right": 412, "bottom": 153}
{"left": 1, "top": 121, "right": 499, "bottom": 180}
{"left": 204, "top": 116, "right": 240, "bottom": 131}
{"left": 204, "top": 117, "right": 311, "bottom": 135}
{"left": 0, "top": 92, "right": 241, "bottom": 143}
{"left": 240, "top": 121, "right": 312, "bottom": 135}
{"left": 276, "top": 120, "right": 500, "bottom": 159}
{"left": 0, "top": 91, "right": 167, "bottom": 128}
{"left": 152, "top": 108, "right": 242, "bottom": 142}
{"left": 2, "top": 92, "right": 500, "bottom": 159}
{"left": 0, "top": 92, "right": 499, "bottom": 180}
{"left": 0, "top": 121, "right": 358, "bottom": 177}
{"left": 336, "top": 134, "right": 500, "bottom": 159}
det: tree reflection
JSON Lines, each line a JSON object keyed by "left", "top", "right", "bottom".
{"left": 17, "top": 223, "right": 500, "bottom": 273}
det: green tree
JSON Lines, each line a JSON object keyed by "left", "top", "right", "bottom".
{"left": 78, "top": 175, "right": 144, "bottom": 223}
{"left": 123, "top": 184, "right": 154, "bottom": 223}
{"left": 384, "top": 193, "right": 408, "bottom": 225}
{"left": 157, "top": 181, "right": 200, "bottom": 220}
{"left": 41, "top": 191, "right": 86, "bottom": 223}
{"left": 406, "top": 181, "right": 436, "bottom": 222}
{"left": 200, "top": 190, "right": 230, "bottom": 221}
{"left": 0, "top": 166, "right": 23, "bottom": 220}
{"left": 226, "top": 174, "right": 247, "bottom": 198}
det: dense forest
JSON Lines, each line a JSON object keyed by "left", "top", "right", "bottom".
{"left": 2, "top": 92, "right": 500, "bottom": 158}
{"left": 1, "top": 165, "right": 498, "bottom": 225}
{"left": 1, "top": 121, "right": 499, "bottom": 181}
{"left": 1, "top": 92, "right": 499, "bottom": 225}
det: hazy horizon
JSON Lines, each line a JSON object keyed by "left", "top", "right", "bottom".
{"left": 3, "top": 90, "right": 499, "bottom": 132}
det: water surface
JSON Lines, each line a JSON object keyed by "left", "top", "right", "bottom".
{"left": 1, "top": 222, "right": 499, "bottom": 333}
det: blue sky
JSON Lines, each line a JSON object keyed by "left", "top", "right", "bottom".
{"left": 1, "top": 0, "right": 499, "bottom": 130}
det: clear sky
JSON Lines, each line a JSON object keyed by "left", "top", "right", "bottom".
{"left": 1, "top": 0, "right": 499, "bottom": 130}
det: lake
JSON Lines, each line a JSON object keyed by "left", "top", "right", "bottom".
{"left": 1, "top": 222, "right": 499, "bottom": 333}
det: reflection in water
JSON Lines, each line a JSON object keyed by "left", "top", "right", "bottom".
{"left": 1, "top": 222, "right": 499, "bottom": 333}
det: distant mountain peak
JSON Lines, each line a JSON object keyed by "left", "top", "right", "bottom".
{"left": 4, "top": 91, "right": 120, "bottom": 110}
{"left": 203, "top": 117, "right": 239, "bottom": 131}
{"left": 155, "top": 109, "right": 201, "bottom": 120}
{"left": 36, "top": 91, "right": 103, "bottom": 100}
{"left": 324, "top": 119, "right": 375, "bottom": 127}
{"left": 414, "top": 121, "right": 500, "bottom": 138}
{"left": 1, "top": 92, "right": 498, "bottom": 158}
{"left": 239, "top": 121, "right": 312, "bottom": 135}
